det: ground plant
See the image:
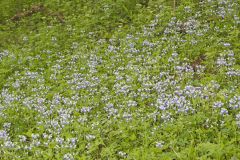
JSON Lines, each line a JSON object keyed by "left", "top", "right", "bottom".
{"left": 0, "top": 0, "right": 240, "bottom": 159}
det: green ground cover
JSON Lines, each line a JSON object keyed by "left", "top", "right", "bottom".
{"left": 0, "top": 0, "right": 240, "bottom": 159}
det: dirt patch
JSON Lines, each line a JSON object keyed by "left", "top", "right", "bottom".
{"left": 10, "top": 4, "right": 65, "bottom": 23}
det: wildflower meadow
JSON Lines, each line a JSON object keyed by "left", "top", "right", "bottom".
{"left": 0, "top": 0, "right": 240, "bottom": 159}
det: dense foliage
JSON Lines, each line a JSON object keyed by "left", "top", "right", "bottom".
{"left": 0, "top": 0, "right": 240, "bottom": 159}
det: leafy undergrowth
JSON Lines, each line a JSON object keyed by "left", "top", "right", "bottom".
{"left": 0, "top": 0, "right": 240, "bottom": 159}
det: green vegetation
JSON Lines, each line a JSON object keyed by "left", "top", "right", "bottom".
{"left": 0, "top": 0, "right": 240, "bottom": 159}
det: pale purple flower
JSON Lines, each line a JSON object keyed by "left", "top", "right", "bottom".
{"left": 220, "top": 108, "right": 228, "bottom": 115}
